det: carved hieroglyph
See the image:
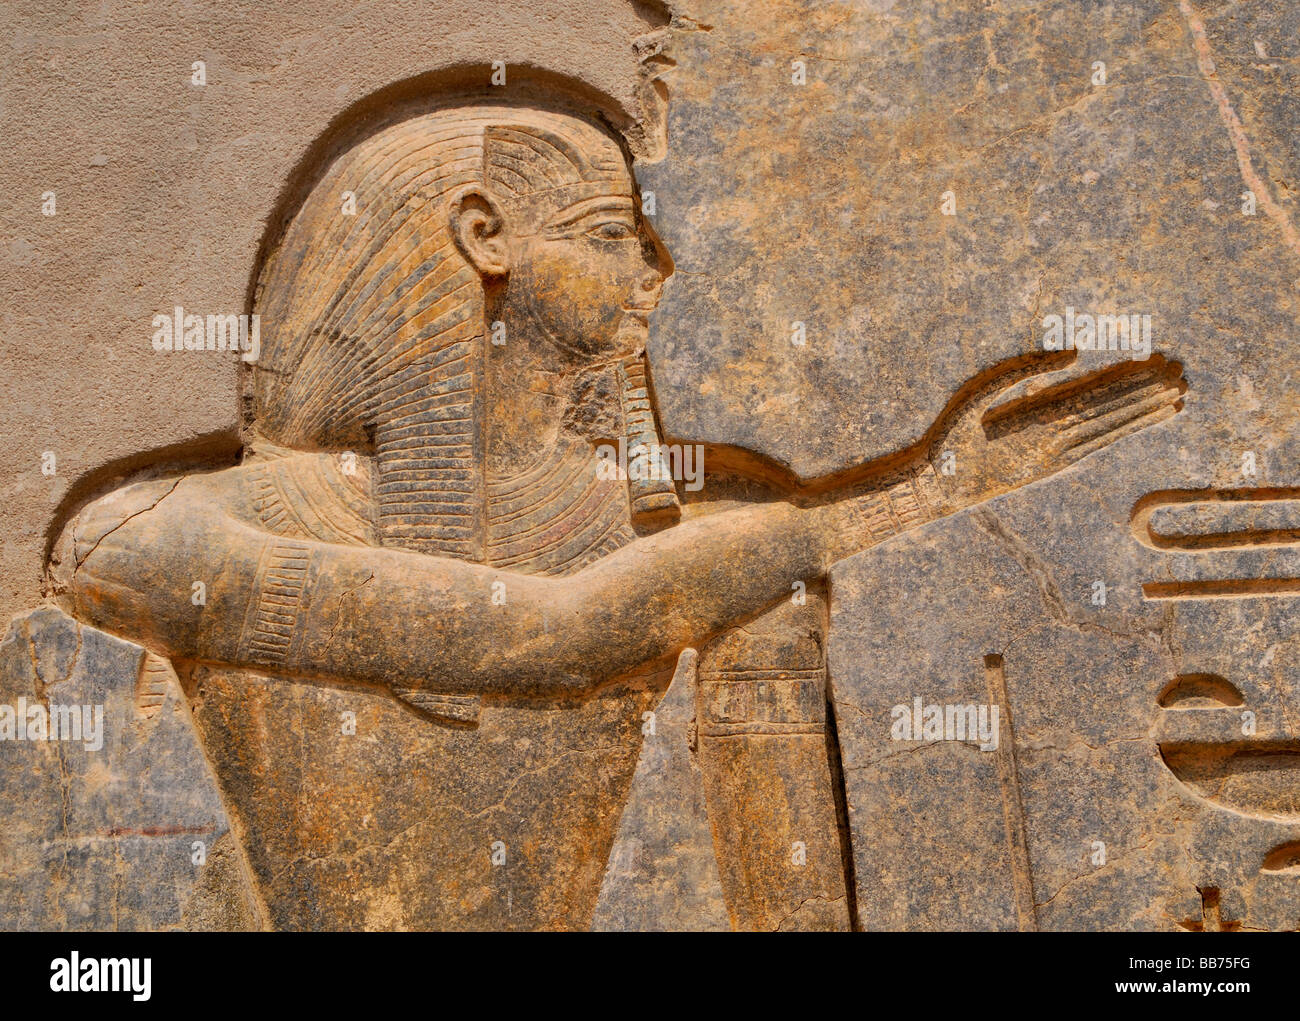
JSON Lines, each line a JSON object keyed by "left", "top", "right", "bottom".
{"left": 44, "top": 100, "right": 1187, "bottom": 930}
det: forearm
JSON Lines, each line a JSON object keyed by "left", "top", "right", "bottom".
{"left": 295, "top": 500, "right": 830, "bottom": 693}
{"left": 483, "top": 461, "right": 950, "bottom": 684}
{"left": 536, "top": 500, "right": 826, "bottom": 682}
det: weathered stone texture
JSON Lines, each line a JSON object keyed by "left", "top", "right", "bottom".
{"left": 0, "top": 607, "right": 255, "bottom": 930}
{"left": 2, "top": 0, "right": 1297, "bottom": 931}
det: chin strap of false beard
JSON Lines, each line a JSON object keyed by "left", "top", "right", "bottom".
{"left": 617, "top": 350, "right": 682, "bottom": 530}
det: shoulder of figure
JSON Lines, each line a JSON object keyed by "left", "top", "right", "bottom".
{"left": 48, "top": 453, "right": 376, "bottom": 606}
{"left": 48, "top": 471, "right": 234, "bottom": 604}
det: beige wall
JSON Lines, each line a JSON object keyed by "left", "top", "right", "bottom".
{"left": 0, "top": 0, "right": 665, "bottom": 624}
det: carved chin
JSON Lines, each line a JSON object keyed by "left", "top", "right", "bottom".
{"left": 611, "top": 311, "right": 650, "bottom": 353}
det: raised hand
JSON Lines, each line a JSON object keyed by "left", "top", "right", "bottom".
{"left": 927, "top": 351, "right": 1187, "bottom": 514}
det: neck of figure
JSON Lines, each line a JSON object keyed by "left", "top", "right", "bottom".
{"left": 483, "top": 314, "right": 619, "bottom": 481}
{"left": 485, "top": 342, "right": 572, "bottom": 479}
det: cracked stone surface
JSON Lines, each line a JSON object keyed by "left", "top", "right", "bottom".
{"left": 0, "top": 607, "right": 255, "bottom": 930}
{"left": 2, "top": 0, "right": 1298, "bottom": 931}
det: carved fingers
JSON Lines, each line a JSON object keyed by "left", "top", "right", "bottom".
{"left": 982, "top": 354, "right": 1186, "bottom": 466}
{"left": 1052, "top": 385, "right": 1185, "bottom": 464}
{"left": 930, "top": 350, "right": 1079, "bottom": 461}
{"left": 956, "top": 349, "right": 1079, "bottom": 426}
{"left": 927, "top": 354, "right": 1188, "bottom": 513}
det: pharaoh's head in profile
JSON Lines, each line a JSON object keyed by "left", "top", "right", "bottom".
{"left": 252, "top": 103, "right": 677, "bottom": 567}
{"left": 50, "top": 91, "right": 1185, "bottom": 930}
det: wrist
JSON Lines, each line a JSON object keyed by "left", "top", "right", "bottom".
{"left": 824, "top": 460, "right": 946, "bottom": 561}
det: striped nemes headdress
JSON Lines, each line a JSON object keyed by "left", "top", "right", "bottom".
{"left": 253, "top": 105, "right": 632, "bottom": 560}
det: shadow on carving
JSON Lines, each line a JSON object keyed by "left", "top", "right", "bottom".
{"left": 1262, "top": 841, "right": 1300, "bottom": 874}
{"left": 982, "top": 354, "right": 1184, "bottom": 449}
{"left": 33, "top": 72, "right": 1195, "bottom": 930}
{"left": 1132, "top": 486, "right": 1300, "bottom": 551}
{"left": 1179, "top": 887, "right": 1242, "bottom": 932}
{"left": 42, "top": 429, "right": 241, "bottom": 585}
{"left": 1159, "top": 741, "right": 1300, "bottom": 821}
{"left": 1132, "top": 487, "right": 1300, "bottom": 600}
{"left": 1157, "top": 673, "right": 1244, "bottom": 709}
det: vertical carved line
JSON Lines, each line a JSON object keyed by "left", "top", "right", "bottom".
{"left": 821, "top": 581, "right": 861, "bottom": 931}
{"left": 984, "top": 653, "right": 1038, "bottom": 931}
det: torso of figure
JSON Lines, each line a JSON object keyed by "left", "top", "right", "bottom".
{"left": 49, "top": 424, "right": 672, "bottom": 930}
{"left": 49, "top": 408, "right": 838, "bottom": 930}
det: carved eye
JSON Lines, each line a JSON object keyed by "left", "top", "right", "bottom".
{"left": 587, "top": 222, "right": 635, "bottom": 241}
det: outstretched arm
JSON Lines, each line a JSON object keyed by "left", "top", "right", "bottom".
{"left": 690, "top": 351, "right": 1187, "bottom": 559}
{"left": 57, "top": 352, "right": 1185, "bottom": 700}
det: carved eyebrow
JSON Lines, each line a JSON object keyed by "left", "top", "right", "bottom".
{"left": 545, "top": 196, "right": 636, "bottom": 230}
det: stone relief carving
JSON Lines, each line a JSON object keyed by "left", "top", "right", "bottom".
{"left": 28, "top": 100, "right": 1191, "bottom": 930}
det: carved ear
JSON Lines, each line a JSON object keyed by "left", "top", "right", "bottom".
{"left": 449, "top": 186, "right": 510, "bottom": 278}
